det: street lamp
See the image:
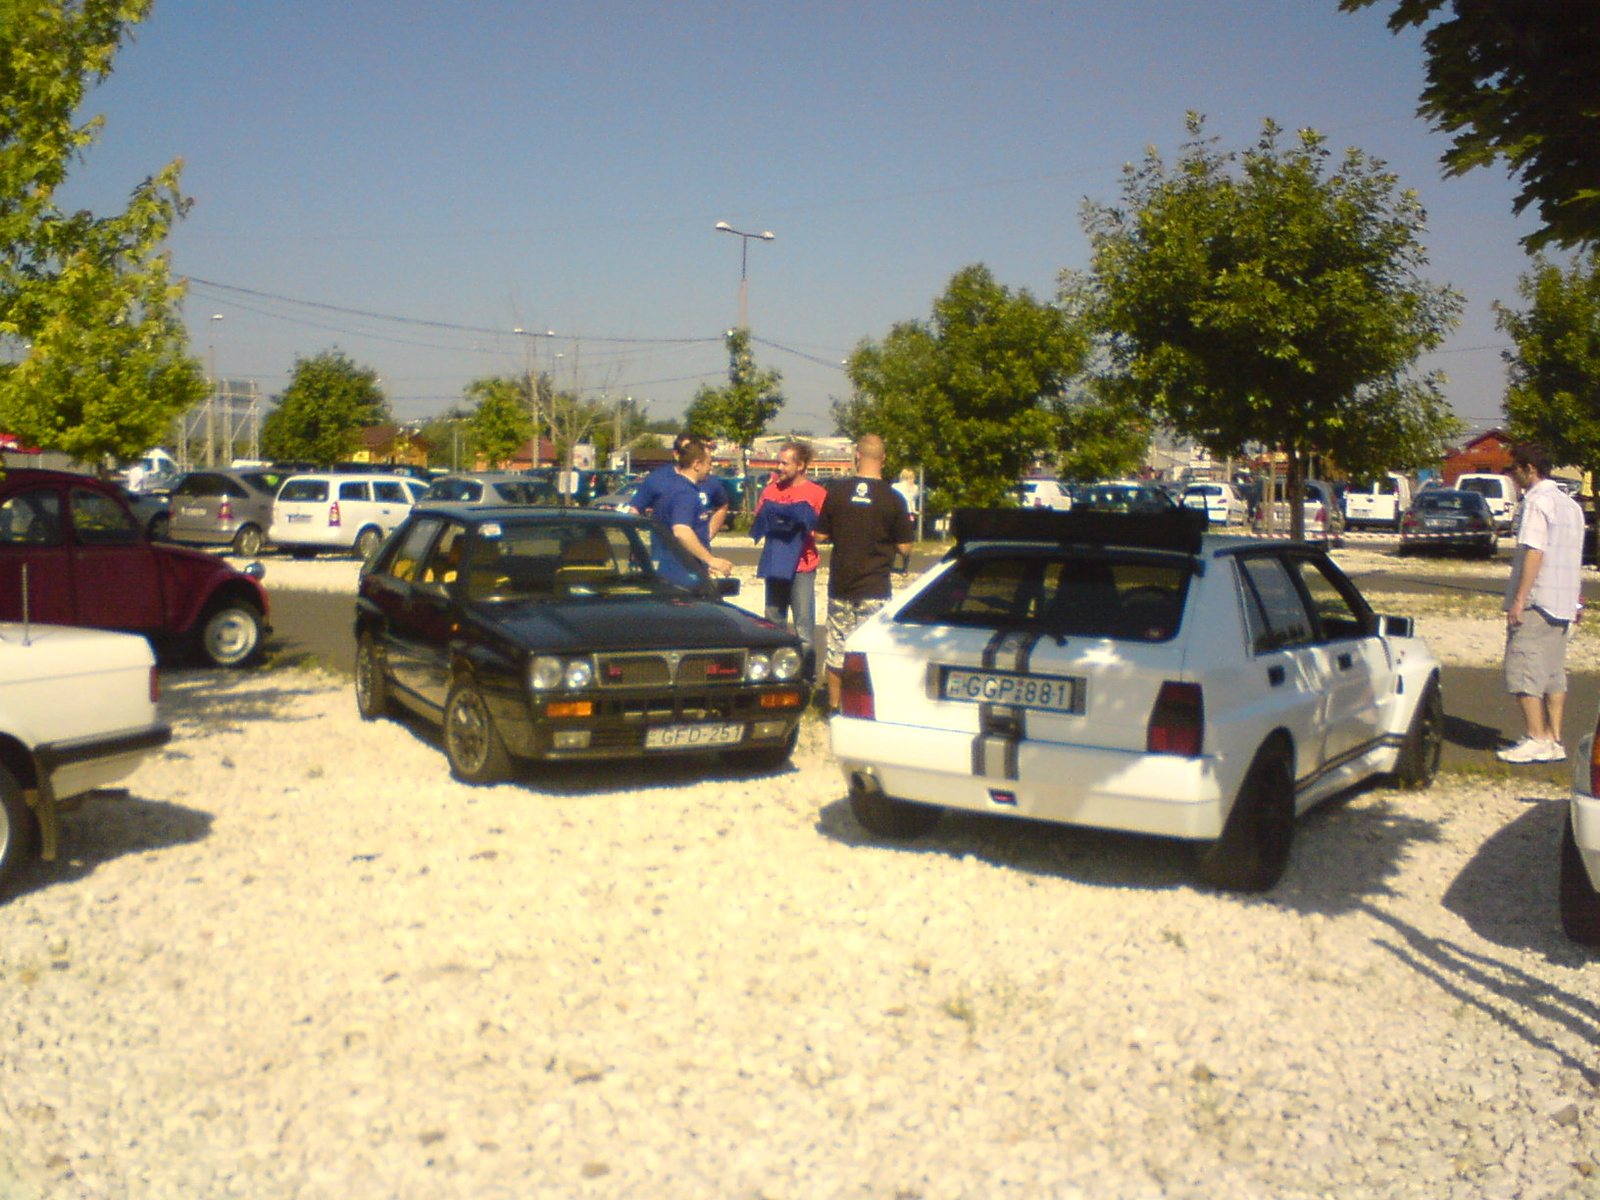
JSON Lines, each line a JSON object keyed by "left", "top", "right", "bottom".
{"left": 714, "top": 221, "right": 775, "bottom": 330}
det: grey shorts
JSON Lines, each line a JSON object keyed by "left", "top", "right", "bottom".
{"left": 825, "top": 596, "right": 886, "bottom": 670}
{"left": 1504, "top": 607, "right": 1570, "bottom": 697}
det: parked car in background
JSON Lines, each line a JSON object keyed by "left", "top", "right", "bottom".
{"left": 524, "top": 468, "right": 632, "bottom": 507}
{"left": 0, "top": 622, "right": 172, "bottom": 892}
{"left": 1454, "top": 472, "right": 1518, "bottom": 532}
{"left": 164, "top": 468, "right": 283, "bottom": 556}
{"left": 1343, "top": 473, "right": 1412, "bottom": 531}
{"left": 1256, "top": 478, "right": 1344, "bottom": 543}
{"left": 590, "top": 479, "right": 643, "bottom": 512}
{"left": 1179, "top": 480, "right": 1248, "bottom": 526}
{"left": 1398, "top": 489, "right": 1497, "bottom": 558}
{"left": 268, "top": 473, "right": 427, "bottom": 559}
{"left": 120, "top": 487, "right": 171, "bottom": 540}
{"left": 1020, "top": 479, "right": 1074, "bottom": 510}
{"left": 354, "top": 505, "right": 806, "bottom": 783}
{"left": 1563, "top": 710, "right": 1600, "bottom": 948}
{"left": 830, "top": 507, "right": 1442, "bottom": 892}
{"left": 1071, "top": 481, "right": 1177, "bottom": 515}
{"left": 425, "top": 473, "right": 561, "bottom": 507}
{"left": 0, "top": 469, "right": 270, "bottom": 666}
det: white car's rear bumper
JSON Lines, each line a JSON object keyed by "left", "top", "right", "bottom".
{"left": 832, "top": 716, "right": 1230, "bottom": 840}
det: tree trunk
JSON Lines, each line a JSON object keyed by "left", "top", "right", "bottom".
{"left": 1286, "top": 445, "right": 1305, "bottom": 542}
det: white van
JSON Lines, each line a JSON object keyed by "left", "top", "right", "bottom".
{"left": 268, "top": 473, "right": 427, "bottom": 559}
{"left": 1343, "top": 473, "right": 1413, "bottom": 531}
{"left": 1454, "top": 473, "right": 1517, "bottom": 531}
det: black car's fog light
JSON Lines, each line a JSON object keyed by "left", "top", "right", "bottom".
{"left": 752, "top": 720, "right": 789, "bottom": 740}
{"left": 552, "top": 730, "right": 592, "bottom": 750}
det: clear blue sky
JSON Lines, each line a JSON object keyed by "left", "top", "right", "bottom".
{"left": 67, "top": 0, "right": 1536, "bottom": 438}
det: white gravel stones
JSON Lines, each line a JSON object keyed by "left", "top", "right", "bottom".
{"left": 2, "top": 549, "right": 1598, "bottom": 1197}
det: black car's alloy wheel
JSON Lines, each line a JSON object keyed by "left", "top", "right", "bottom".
{"left": 354, "top": 635, "right": 391, "bottom": 721}
{"left": 443, "top": 680, "right": 513, "bottom": 785}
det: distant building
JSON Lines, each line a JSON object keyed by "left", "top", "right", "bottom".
{"left": 1442, "top": 430, "right": 1513, "bottom": 483}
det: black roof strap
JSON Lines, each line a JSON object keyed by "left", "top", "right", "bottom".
{"left": 949, "top": 507, "right": 1209, "bottom": 556}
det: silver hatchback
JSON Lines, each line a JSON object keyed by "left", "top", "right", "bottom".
{"left": 164, "top": 469, "right": 283, "bottom": 556}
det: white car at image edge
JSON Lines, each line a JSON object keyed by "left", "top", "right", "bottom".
{"left": 0, "top": 623, "right": 171, "bottom": 891}
{"left": 1562, "top": 718, "right": 1600, "bottom": 948}
{"left": 830, "top": 507, "right": 1443, "bottom": 892}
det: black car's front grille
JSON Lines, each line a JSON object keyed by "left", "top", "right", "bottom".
{"left": 594, "top": 649, "right": 750, "bottom": 688}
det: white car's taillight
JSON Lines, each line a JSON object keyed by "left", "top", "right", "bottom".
{"left": 218, "top": 497, "right": 233, "bottom": 524}
{"left": 1148, "top": 681, "right": 1203, "bottom": 756}
{"left": 149, "top": 666, "right": 161, "bottom": 704}
{"left": 840, "top": 652, "right": 874, "bottom": 720}
{"left": 328, "top": 502, "right": 341, "bottom": 527}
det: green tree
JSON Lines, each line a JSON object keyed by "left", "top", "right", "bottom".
{"left": 685, "top": 328, "right": 784, "bottom": 467}
{"left": 0, "top": 0, "right": 206, "bottom": 465}
{"left": 1341, "top": 0, "right": 1600, "bottom": 250}
{"left": 839, "top": 264, "right": 1089, "bottom": 510}
{"left": 261, "top": 350, "right": 388, "bottom": 465}
{"left": 1496, "top": 251, "right": 1600, "bottom": 476}
{"left": 1054, "top": 380, "right": 1151, "bottom": 483}
{"left": 1083, "top": 116, "right": 1462, "bottom": 537}
{"left": 463, "top": 375, "right": 533, "bottom": 468}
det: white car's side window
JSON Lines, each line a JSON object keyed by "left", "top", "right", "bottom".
{"left": 1237, "top": 555, "right": 1313, "bottom": 653}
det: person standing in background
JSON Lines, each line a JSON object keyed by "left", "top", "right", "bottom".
{"left": 815, "top": 434, "right": 913, "bottom": 713}
{"left": 750, "top": 440, "right": 827, "bottom": 679}
{"left": 1497, "top": 442, "right": 1585, "bottom": 764}
{"left": 890, "top": 467, "right": 920, "bottom": 573}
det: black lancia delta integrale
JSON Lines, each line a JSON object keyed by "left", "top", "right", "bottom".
{"left": 354, "top": 505, "right": 806, "bottom": 783}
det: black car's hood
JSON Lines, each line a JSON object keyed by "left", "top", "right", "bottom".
{"left": 482, "top": 595, "right": 795, "bottom": 652}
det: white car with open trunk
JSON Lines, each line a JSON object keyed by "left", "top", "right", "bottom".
{"left": 830, "top": 508, "right": 1443, "bottom": 892}
{"left": 0, "top": 623, "right": 171, "bottom": 891}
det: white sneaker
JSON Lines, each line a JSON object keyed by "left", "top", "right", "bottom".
{"left": 1540, "top": 741, "right": 1568, "bottom": 763}
{"left": 1498, "top": 737, "right": 1556, "bottom": 764}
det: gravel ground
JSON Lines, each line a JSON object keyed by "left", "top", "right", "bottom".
{"left": 2, "top": 546, "right": 1598, "bottom": 1198}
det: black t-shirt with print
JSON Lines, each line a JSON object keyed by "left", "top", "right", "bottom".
{"left": 817, "top": 476, "right": 912, "bottom": 601}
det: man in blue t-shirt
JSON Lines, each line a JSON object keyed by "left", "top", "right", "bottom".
{"left": 656, "top": 438, "right": 733, "bottom": 577}
{"left": 629, "top": 432, "right": 731, "bottom": 536}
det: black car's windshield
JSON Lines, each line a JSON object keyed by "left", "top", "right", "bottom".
{"left": 461, "top": 518, "right": 710, "bottom": 601}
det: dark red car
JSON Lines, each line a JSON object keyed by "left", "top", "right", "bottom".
{"left": 0, "top": 468, "right": 270, "bottom": 666}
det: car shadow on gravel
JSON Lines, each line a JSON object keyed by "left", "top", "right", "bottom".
{"left": 815, "top": 783, "right": 1441, "bottom": 914}
{"left": 5, "top": 792, "right": 213, "bottom": 903}
{"left": 1441, "top": 800, "right": 1590, "bottom": 963}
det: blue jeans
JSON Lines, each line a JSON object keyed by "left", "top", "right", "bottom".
{"left": 765, "top": 571, "right": 817, "bottom": 676}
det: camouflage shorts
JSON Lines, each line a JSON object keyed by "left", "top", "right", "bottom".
{"left": 825, "top": 596, "right": 887, "bottom": 670}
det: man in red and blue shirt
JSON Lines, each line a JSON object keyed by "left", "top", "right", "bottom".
{"left": 751, "top": 439, "right": 827, "bottom": 677}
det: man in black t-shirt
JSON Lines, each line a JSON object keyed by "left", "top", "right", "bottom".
{"left": 815, "top": 434, "right": 913, "bottom": 711}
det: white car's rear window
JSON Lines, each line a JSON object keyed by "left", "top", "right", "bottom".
{"left": 897, "top": 551, "right": 1192, "bottom": 642}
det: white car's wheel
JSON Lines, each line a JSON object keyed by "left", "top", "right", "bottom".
{"left": 1195, "top": 742, "right": 1295, "bottom": 892}
{"left": 1559, "top": 815, "right": 1600, "bottom": 949}
{"left": 0, "top": 764, "right": 38, "bottom": 893}
{"left": 1393, "top": 677, "right": 1443, "bottom": 790}
{"left": 848, "top": 776, "right": 941, "bottom": 839}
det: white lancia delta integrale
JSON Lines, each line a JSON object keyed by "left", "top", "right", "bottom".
{"left": 831, "top": 508, "right": 1443, "bottom": 892}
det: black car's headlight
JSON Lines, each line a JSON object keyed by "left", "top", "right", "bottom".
{"left": 528, "top": 655, "right": 594, "bottom": 691}
{"left": 771, "top": 646, "right": 803, "bottom": 681}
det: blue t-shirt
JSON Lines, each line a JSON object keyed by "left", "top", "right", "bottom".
{"left": 634, "top": 464, "right": 728, "bottom": 519}
{"left": 656, "top": 472, "right": 715, "bottom": 548}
